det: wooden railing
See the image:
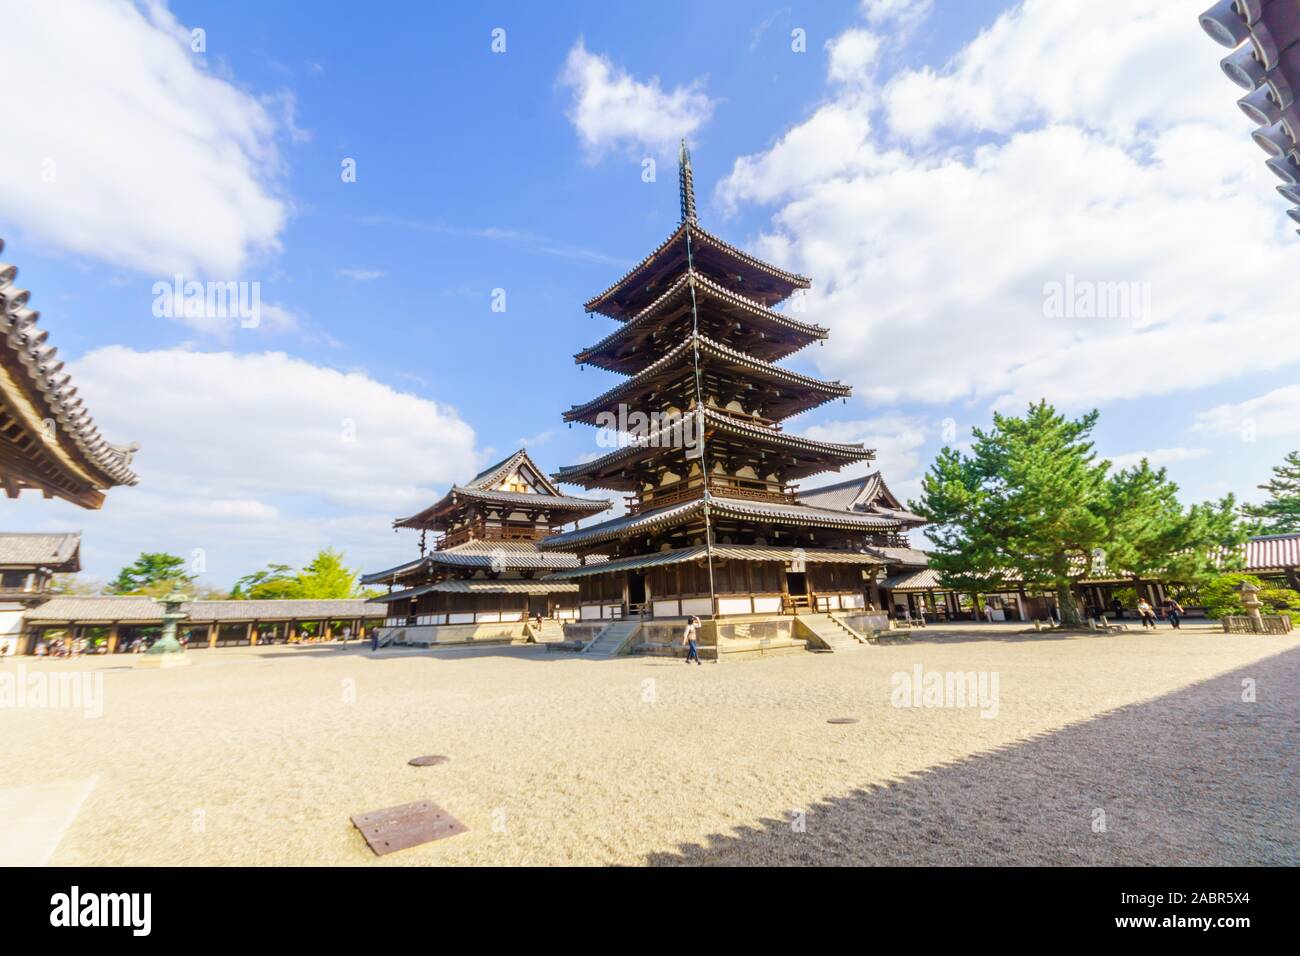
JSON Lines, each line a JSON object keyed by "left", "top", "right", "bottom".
{"left": 437, "top": 525, "right": 544, "bottom": 549}
{"left": 629, "top": 476, "right": 797, "bottom": 514}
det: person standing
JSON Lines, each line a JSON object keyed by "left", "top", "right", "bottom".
{"left": 1137, "top": 597, "right": 1157, "bottom": 629}
{"left": 682, "top": 615, "right": 702, "bottom": 666}
{"left": 1162, "top": 596, "right": 1184, "bottom": 630}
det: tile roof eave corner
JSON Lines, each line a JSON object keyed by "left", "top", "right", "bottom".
{"left": 0, "top": 240, "right": 139, "bottom": 490}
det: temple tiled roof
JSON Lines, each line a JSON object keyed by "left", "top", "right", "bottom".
{"left": 576, "top": 270, "right": 828, "bottom": 372}
{"left": 1244, "top": 532, "right": 1300, "bottom": 570}
{"left": 798, "top": 472, "right": 927, "bottom": 525}
{"left": 0, "top": 240, "right": 139, "bottom": 507}
{"left": 392, "top": 447, "right": 610, "bottom": 530}
{"left": 540, "top": 495, "right": 901, "bottom": 551}
{"left": 1199, "top": 0, "right": 1300, "bottom": 231}
{"left": 881, "top": 568, "right": 943, "bottom": 591}
{"left": 544, "top": 544, "right": 887, "bottom": 580}
{"left": 0, "top": 532, "right": 81, "bottom": 569}
{"left": 583, "top": 221, "right": 811, "bottom": 318}
{"left": 553, "top": 407, "right": 871, "bottom": 489}
{"left": 464, "top": 448, "right": 563, "bottom": 495}
{"left": 362, "top": 540, "right": 584, "bottom": 585}
{"left": 563, "top": 332, "right": 851, "bottom": 425}
{"left": 26, "top": 596, "right": 386, "bottom": 624}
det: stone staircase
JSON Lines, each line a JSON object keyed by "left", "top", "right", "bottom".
{"left": 584, "top": 620, "right": 641, "bottom": 657}
{"left": 794, "top": 612, "right": 867, "bottom": 652}
{"left": 527, "top": 620, "right": 567, "bottom": 644}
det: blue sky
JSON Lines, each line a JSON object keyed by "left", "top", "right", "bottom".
{"left": 2, "top": 0, "right": 1298, "bottom": 586}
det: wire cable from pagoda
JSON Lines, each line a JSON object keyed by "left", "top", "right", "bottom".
{"left": 684, "top": 226, "right": 719, "bottom": 626}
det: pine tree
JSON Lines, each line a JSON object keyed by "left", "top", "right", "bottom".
{"left": 1244, "top": 451, "right": 1300, "bottom": 534}
{"left": 912, "top": 401, "right": 1245, "bottom": 626}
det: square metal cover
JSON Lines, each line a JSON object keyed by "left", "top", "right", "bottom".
{"left": 351, "top": 800, "right": 468, "bottom": 855}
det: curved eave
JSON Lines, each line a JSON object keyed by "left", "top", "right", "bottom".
{"left": 1, "top": 243, "right": 140, "bottom": 502}
{"left": 553, "top": 409, "right": 872, "bottom": 490}
{"left": 393, "top": 486, "right": 610, "bottom": 529}
{"left": 574, "top": 271, "right": 828, "bottom": 372}
{"left": 540, "top": 495, "right": 900, "bottom": 551}
{"left": 563, "top": 333, "right": 851, "bottom": 425}
{"left": 583, "top": 223, "right": 811, "bottom": 319}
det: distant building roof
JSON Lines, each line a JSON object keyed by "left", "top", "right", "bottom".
{"left": 0, "top": 532, "right": 81, "bottom": 570}
{"left": 25, "top": 596, "right": 385, "bottom": 624}
{"left": 1243, "top": 533, "right": 1300, "bottom": 572}
{"left": 798, "top": 472, "right": 927, "bottom": 526}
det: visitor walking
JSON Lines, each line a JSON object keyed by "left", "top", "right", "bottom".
{"left": 1137, "top": 597, "right": 1158, "bottom": 629}
{"left": 682, "top": 615, "right": 702, "bottom": 666}
{"left": 1162, "top": 597, "right": 1184, "bottom": 630}
{"left": 370, "top": 627, "right": 379, "bottom": 652}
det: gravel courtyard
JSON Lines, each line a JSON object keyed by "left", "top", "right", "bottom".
{"left": 2, "top": 624, "right": 1296, "bottom": 866}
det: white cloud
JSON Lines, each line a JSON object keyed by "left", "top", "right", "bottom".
{"left": 559, "top": 38, "right": 715, "bottom": 161}
{"left": 800, "top": 413, "right": 930, "bottom": 501}
{"left": 6, "top": 348, "right": 482, "bottom": 585}
{"left": 1107, "top": 446, "right": 1208, "bottom": 471}
{"left": 826, "top": 29, "right": 883, "bottom": 89}
{"left": 0, "top": 0, "right": 288, "bottom": 278}
{"left": 337, "top": 269, "right": 386, "bottom": 282}
{"left": 861, "top": 0, "right": 933, "bottom": 40}
{"left": 1192, "top": 385, "right": 1300, "bottom": 439}
{"left": 718, "top": 0, "right": 1300, "bottom": 413}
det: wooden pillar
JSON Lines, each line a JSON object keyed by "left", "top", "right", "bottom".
{"left": 357, "top": 620, "right": 366, "bottom": 641}
{"left": 324, "top": 619, "right": 333, "bottom": 641}
{"left": 107, "top": 623, "right": 120, "bottom": 654}
{"left": 208, "top": 624, "right": 219, "bottom": 648}
{"left": 249, "top": 621, "right": 259, "bottom": 646}
{"left": 287, "top": 619, "right": 297, "bottom": 643}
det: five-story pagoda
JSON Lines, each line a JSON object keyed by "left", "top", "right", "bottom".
{"left": 541, "top": 145, "right": 910, "bottom": 638}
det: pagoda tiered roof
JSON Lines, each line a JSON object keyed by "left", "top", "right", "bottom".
{"left": 576, "top": 270, "right": 828, "bottom": 373}
{"left": 543, "top": 544, "right": 893, "bottom": 581}
{"left": 1, "top": 239, "right": 138, "bottom": 508}
{"left": 583, "top": 220, "right": 811, "bottom": 319}
{"left": 553, "top": 406, "right": 871, "bottom": 491}
{"left": 540, "top": 495, "right": 901, "bottom": 552}
{"left": 563, "top": 332, "right": 851, "bottom": 426}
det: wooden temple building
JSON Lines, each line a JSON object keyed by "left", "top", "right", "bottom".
{"left": 363, "top": 449, "right": 609, "bottom": 643}
{"left": 1, "top": 239, "right": 138, "bottom": 507}
{"left": 537, "top": 144, "right": 928, "bottom": 656}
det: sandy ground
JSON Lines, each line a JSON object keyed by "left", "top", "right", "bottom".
{"left": 1, "top": 623, "right": 1296, "bottom": 866}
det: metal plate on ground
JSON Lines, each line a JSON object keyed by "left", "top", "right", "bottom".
{"left": 827, "top": 717, "right": 860, "bottom": 724}
{"left": 351, "top": 800, "right": 467, "bottom": 855}
{"left": 408, "top": 754, "right": 450, "bottom": 767}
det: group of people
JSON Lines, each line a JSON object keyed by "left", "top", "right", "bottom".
{"left": 1135, "top": 596, "right": 1184, "bottom": 630}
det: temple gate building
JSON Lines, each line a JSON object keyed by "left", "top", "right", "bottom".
{"left": 363, "top": 449, "right": 609, "bottom": 645}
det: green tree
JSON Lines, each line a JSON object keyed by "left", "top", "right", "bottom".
{"left": 50, "top": 574, "right": 105, "bottom": 595}
{"left": 231, "top": 563, "right": 300, "bottom": 600}
{"left": 1097, "top": 461, "right": 1244, "bottom": 591}
{"left": 294, "top": 548, "right": 363, "bottom": 598}
{"left": 912, "top": 401, "right": 1245, "bottom": 627}
{"left": 108, "top": 552, "right": 193, "bottom": 596}
{"left": 230, "top": 549, "right": 368, "bottom": 601}
{"left": 1243, "top": 450, "right": 1300, "bottom": 534}
{"left": 1199, "top": 572, "right": 1300, "bottom": 624}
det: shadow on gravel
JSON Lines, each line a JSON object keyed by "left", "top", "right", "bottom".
{"left": 647, "top": 645, "right": 1299, "bottom": 866}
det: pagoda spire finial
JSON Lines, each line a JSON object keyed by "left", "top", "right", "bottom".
{"left": 678, "top": 139, "right": 698, "bottom": 225}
